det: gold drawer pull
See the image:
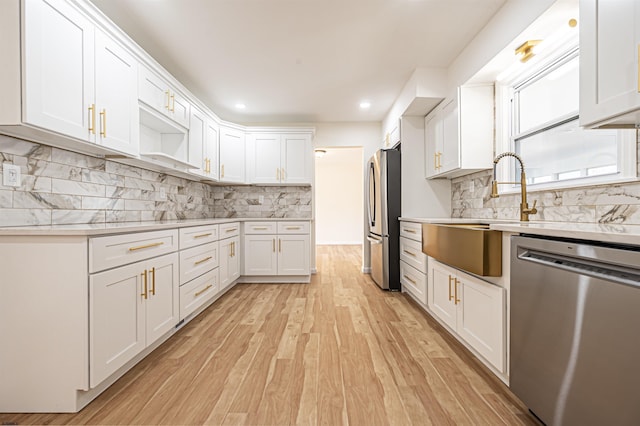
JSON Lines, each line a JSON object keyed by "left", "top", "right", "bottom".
{"left": 454, "top": 277, "right": 460, "bottom": 305}
{"left": 403, "top": 274, "right": 416, "bottom": 285}
{"left": 141, "top": 270, "right": 148, "bottom": 299}
{"left": 194, "top": 232, "right": 212, "bottom": 239}
{"left": 129, "top": 241, "right": 164, "bottom": 251}
{"left": 194, "top": 284, "right": 213, "bottom": 297}
{"left": 404, "top": 229, "right": 417, "bottom": 234}
{"left": 99, "top": 109, "right": 107, "bottom": 138}
{"left": 253, "top": 227, "right": 269, "bottom": 230}
{"left": 194, "top": 256, "right": 212, "bottom": 265}
{"left": 150, "top": 267, "right": 156, "bottom": 296}
{"left": 448, "top": 275, "right": 453, "bottom": 301}
{"left": 403, "top": 249, "right": 416, "bottom": 257}
{"left": 88, "top": 104, "right": 96, "bottom": 134}
{"left": 225, "top": 228, "right": 237, "bottom": 233}
{"left": 285, "top": 226, "right": 301, "bottom": 230}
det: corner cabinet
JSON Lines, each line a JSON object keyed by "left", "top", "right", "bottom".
{"left": 219, "top": 125, "right": 246, "bottom": 183}
{"left": 579, "top": 0, "right": 640, "bottom": 128}
{"left": 246, "top": 131, "right": 313, "bottom": 185}
{"left": 425, "top": 85, "right": 494, "bottom": 179}
{"left": 427, "top": 258, "right": 505, "bottom": 373}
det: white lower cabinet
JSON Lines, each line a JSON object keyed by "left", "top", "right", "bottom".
{"left": 399, "top": 221, "right": 428, "bottom": 306}
{"left": 90, "top": 251, "right": 179, "bottom": 387}
{"left": 428, "top": 258, "right": 505, "bottom": 372}
{"left": 219, "top": 235, "right": 241, "bottom": 288}
{"left": 243, "top": 221, "right": 310, "bottom": 279}
{"left": 180, "top": 268, "right": 219, "bottom": 321}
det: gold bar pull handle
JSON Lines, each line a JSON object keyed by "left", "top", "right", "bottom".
{"left": 404, "top": 228, "right": 417, "bottom": 234}
{"left": 273, "top": 238, "right": 276, "bottom": 252}
{"left": 194, "top": 233, "right": 212, "bottom": 239}
{"left": 150, "top": 267, "right": 156, "bottom": 296}
{"left": 403, "top": 274, "right": 417, "bottom": 285}
{"left": 194, "top": 284, "right": 213, "bottom": 297}
{"left": 281, "top": 168, "right": 285, "bottom": 181}
{"left": 141, "top": 270, "right": 148, "bottom": 299}
{"left": 279, "top": 238, "right": 282, "bottom": 253}
{"left": 225, "top": 228, "right": 237, "bottom": 233}
{"left": 403, "top": 249, "right": 416, "bottom": 257}
{"left": 231, "top": 241, "right": 235, "bottom": 257}
{"left": 165, "top": 90, "right": 170, "bottom": 110}
{"left": 99, "top": 109, "right": 106, "bottom": 138}
{"left": 194, "top": 256, "right": 212, "bottom": 265}
{"left": 129, "top": 241, "right": 164, "bottom": 251}
{"left": 285, "top": 226, "right": 301, "bottom": 230}
{"left": 434, "top": 153, "right": 438, "bottom": 171}
{"left": 88, "top": 104, "right": 96, "bottom": 134}
{"left": 454, "top": 278, "right": 460, "bottom": 305}
{"left": 448, "top": 275, "right": 453, "bottom": 301}
{"left": 221, "top": 164, "right": 225, "bottom": 178}
{"left": 170, "top": 93, "right": 175, "bottom": 112}
{"left": 276, "top": 168, "right": 280, "bottom": 180}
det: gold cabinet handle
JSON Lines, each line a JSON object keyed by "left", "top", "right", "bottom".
{"left": 150, "top": 267, "right": 156, "bottom": 296}
{"left": 195, "top": 256, "right": 212, "bottom": 265}
{"left": 434, "top": 153, "right": 438, "bottom": 171}
{"left": 88, "top": 104, "right": 96, "bottom": 135}
{"left": 285, "top": 226, "right": 301, "bottom": 230}
{"left": 276, "top": 168, "right": 280, "bottom": 180}
{"left": 448, "top": 275, "right": 453, "bottom": 301}
{"left": 273, "top": 238, "right": 276, "bottom": 252}
{"left": 170, "top": 93, "right": 175, "bottom": 112}
{"left": 141, "top": 269, "right": 148, "bottom": 299}
{"left": 403, "top": 274, "right": 417, "bottom": 285}
{"left": 128, "top": 241, "right": 164, "bottom": 251}
{"left": 207, "top": 158, "right": 211, "bottom": 174}
{"left": 281, "top": 168, "right": 285, "bottom": 180}
{"left": 165, "top": 90, "right": 170, "bottom": 110}
{"left": 225, "top": 228, "right": 237, "bottom": 233}
{"left": 231, "top": 241, "right": 235, "bottom": 257}
{"left": 438, "top": 152, "right": 443, "bottom": 169}
{"left": 99, "top": 109, "right": 106, "bottom": 138}
{"left": 194, "top": 284, "right": 213, "bottom": 297}
{"left": 253, "top": 227, "right": 269, "bottom": 230}
{"left": 404, "top": 228, "right": 417, "bottom": 234}
{"left": 279, "top": 238, "right": 282, "bottom": 253}
{"left": 221, "top": 164, "right": 225, "bottom": 178}
{"left": 403, "top": 249, "right": 416, "bottom": 257}
{"left": 194, "top": 232, "right": 212, "bottom": 239}
{"left": 454, "top": 278, "right": 460, "bottom": 305}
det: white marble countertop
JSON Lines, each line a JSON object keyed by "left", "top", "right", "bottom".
{"left": 400, "top": 217, "right": 640, "bottom": 246}
{"left": 0, "top": 217, "right": 311, "bottom": 236}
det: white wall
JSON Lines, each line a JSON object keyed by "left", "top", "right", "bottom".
{"left": 315, "top": 147, "right": 363, "bottom": 244}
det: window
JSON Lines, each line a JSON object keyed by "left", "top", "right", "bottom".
{"left": 498, "top": 48, "right": 636, "bottom": 192}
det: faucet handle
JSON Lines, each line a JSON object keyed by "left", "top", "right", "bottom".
{"left": 526, "top": 199, "right": 538, "bottom": 214}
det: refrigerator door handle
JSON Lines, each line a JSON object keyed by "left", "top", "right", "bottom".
{"left": 367, "top": 235, "right": 383, "bottom": 244}
{"left": 367, "top": 161, "right": 376, "bottom": 227}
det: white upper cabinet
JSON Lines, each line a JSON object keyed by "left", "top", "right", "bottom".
{"left": 21, "top": 0, "right": 139, "bottom": 157}
{"left": 425, "top": 85, "right": 493, "bottom": 179}
{"left": 247, "top": 132, "right": 313, "bottom": 184}
{"left": 205, "top": 119, "right": 220, "bottom": 180}
{"left": 23, "top": 0, "right": 94, "bottom": 142}
{"left": 93, "top": 29, "right": 139, "bottom": 156}
{"left": 139, "top": 65, "right": 190, "bottom": 129}
{"left": 189, "top": 108, "right": 219, "bottom": 180}
{"left": 580, "top": 0, "right": 640, "bottom": 128}
{"left": 219, "top": 125, "right": 246, "bottom": 183}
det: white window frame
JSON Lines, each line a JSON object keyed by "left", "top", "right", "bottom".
{"left": 495, "top": 49, "right": 637, "bottom": 195}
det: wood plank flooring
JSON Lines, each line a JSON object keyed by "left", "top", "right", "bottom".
{"left": 1, "top": 245, "right": 537, "bottom": 425}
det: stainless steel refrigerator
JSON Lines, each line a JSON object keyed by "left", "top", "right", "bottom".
{"left": 366, "top": 148, "right": 401, "bottom": 291}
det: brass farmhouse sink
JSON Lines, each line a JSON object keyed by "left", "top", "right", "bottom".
{"left": 422, "top": 223, "right": 502, "bottom": 276}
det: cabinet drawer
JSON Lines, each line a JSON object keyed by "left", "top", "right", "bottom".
{"left": 401, "top": 261, "right": 427, "bottom": 306}
{"left": 179, "top": 241, "right": 219, "bottom": 285}
{"left": 90, "top": 229, "right": 178, "bottom": 273}
{"left": 179, "top": 224, "right": 219, "bottom": 250}
{"left": 277, "top": 221, "right": 310, "bottom": 234}
{"left": 400, "top": 237, "right": 427, "bottom": 273}
{"left": 180, "top": 268, "right": 219, "bottom": 321}
{"left": 219, "top": 222, "right": 240, "bottom": 238}
{"left": 244, "top": 221, "right": 277, "bottom": 235}
{"left": 400, "top": 221, "right": 422, "bottom": 242}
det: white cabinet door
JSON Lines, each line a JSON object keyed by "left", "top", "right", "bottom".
{"left": 90, "top": 261, "right": 145, "bottom": 388}
{"left": 424, "top": 111, "right": 440, "bottom": 178}
{"left": 252, "top": 133, "right": 281, "bottom": 183}
{"left": 427, "top": 260, "right": 457, "bottom": 330}
{"left": 440, "top": 98, "right": 460, "bottom": 174}
{"left": 23, "top": 0, "right": 94, "bottom": 141}
{"left": 94, "top": 30, "right": 138, "bottom": 156}
{"left": 168, "top": 90, "right": 190, "bottom": 129}
{"left": 244, "top": 235, "right": 278, "bottom": 275}
{"left": 456, "top": 275, "right": 505, "bottom": 372}
{"left": 219, "top": 126, "right": 245, "bottom": 183}
{"left": 145, "top": 253, "right": 179, "bottom": 345}
{"left": 580, "top": 0, "right": 640, "bottom": 127}
{"left": 138, "top": 66, "right": 190, "bottom": 129}
{"left": 188, "top": 107, "right": 206, "bottom": 176}
{"left": 205, "top": 119, "right": 219, "bottom": 180}
{"left": 278, "top": 234, "right": 310, "bottom": 275}
{"left": 219, "top": 236, "right": 240, "bottom": 288}
{"left": 281, "top": 134, "right": 311, "bottom": 184}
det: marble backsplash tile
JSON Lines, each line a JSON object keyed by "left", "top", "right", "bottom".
{"left": 0, "top": 135, "right": 312, "bottom": 226}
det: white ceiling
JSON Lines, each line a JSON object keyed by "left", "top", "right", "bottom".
{"left": 89, "top": 0, "right": 507, "bottom": 124}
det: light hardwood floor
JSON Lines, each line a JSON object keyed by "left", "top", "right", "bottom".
{"left": 2, "top": 245, "right": 537, "bottom": 425}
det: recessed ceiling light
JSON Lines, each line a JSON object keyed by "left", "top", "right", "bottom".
{"left": 235, "top": 103, "right": 246, "bottom": 109}
{"left": 360, "top": 101, "right": 371, "bottom": 109}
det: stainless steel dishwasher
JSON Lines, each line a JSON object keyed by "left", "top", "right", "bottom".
{"left": 511, "top": 235, "right": 640, "bottom": 426}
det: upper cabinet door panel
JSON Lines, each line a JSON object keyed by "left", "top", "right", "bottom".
{"left": 205, "top": 119, "right": 219, "bottom": 179}
{"left": 580, "top": 0, "right": 640, "bottom": 127}
{"left": 138, "top": 66, "right": 168, "bottom": 115}
{"left": 23, "top": 0, "right": 94, "bottom": 141}
{"left": 94, "top": 30, "right": 139, "bottom": 156}
{"left": 252, "top": 134, "right": 281, "bottom": 183}
{"left": 281, "top": 134, "right": 311, "bottom": 184}
{"left": 219, "top": 126, "right": 245, "bottom": 183}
